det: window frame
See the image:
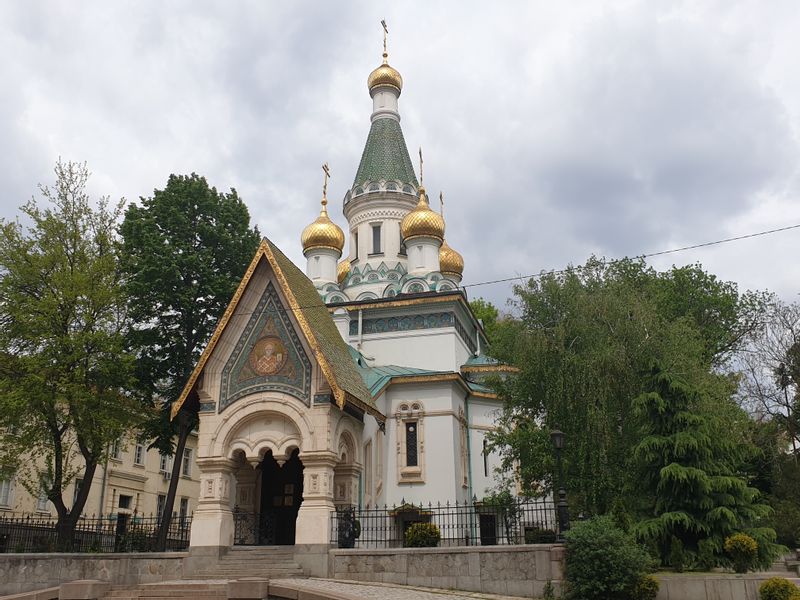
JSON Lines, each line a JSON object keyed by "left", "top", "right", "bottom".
{"left": 395, "top": 402, "right": 425, "bottom": 484}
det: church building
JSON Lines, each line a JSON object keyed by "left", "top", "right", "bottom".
{"left": 171, "top": 36, "right": 514, "bottom": 550}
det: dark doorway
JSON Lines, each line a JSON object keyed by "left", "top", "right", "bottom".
{"left": 479, "top": 513, "right": 498, "bottom": 546}
{"left": 258, "top": 448, "right": 304, "bottom": 545}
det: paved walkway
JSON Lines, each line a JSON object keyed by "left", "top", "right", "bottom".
{"left": 272, "top": 578, "right": 532, "bottom": 600}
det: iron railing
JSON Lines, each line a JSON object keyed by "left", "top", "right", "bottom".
{"left": 233, "top": 511, "right": 277, "bottom": 546}
{"left": 330, "top": 498, "right": 558, "bottom": 549}
{"left": 0, "top": 513, "right": 192, "bottom": 553}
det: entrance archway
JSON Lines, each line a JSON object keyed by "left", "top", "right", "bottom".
{"left": 259, "top": 448, "right": 304, "bottom": 545}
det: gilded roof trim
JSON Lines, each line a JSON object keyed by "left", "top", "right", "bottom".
{"left": 171, "top": 241, "right": 266, "bottom": 419}
{"left": 461, "top": 364, "right": 520, "bottom": 374}
{"left": 172, "top": 239, "right": 383, "bottom": 421}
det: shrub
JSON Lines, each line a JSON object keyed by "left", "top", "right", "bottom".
{"left": 770, "top": 499, "right": 800, "bottom": 548}
{"left": 404, "top": 522, "right": 440, "bottom": 547}
{"left": 525, "top": 527, "right": 558, "bottom": 544}
{"left": 724, "top": 533, "right": 759, "bottom": 573}
{"left": 759, "top": 577, "right": 800, "bottom": 600}
{"left": 564, "top": 515, "right": 653, "bottom": 600}
{"left": 631, "top": 575, "right": 659, "bottom": 600}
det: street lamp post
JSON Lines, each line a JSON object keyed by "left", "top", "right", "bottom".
{"left": 550, "top": 429, "right": 570, "bottom": 540}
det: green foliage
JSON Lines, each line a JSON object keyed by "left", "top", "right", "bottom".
{"left": 631, "top": 575, "right": 659, "bottom": 600}
{"left": 120, "top": 173, "right": 259, "bottom": 546}
{"left": 563, "top": 515, "right": 653, "bottom": 600}
{"left": 0, "top": 161, "right": 142, "bottom": 545}
{"left": 487, "top": 258, "right": 766, "bottom": 517}
{"left": 632, "top": 365, "right": 778, "bottom": 569}
{"left": 525, "top": 527, "right": 558, "bottom": 544}
{"left": 542, "top": 580, "right": 557, "bottom": 600}
{"left": 759, "top": 577, "right": 800, "bottom": 600}
{"left": 404, "top": 522, "right": 441, "bottom": 547}
{"left": 724, "top": 533, "right": 759, "bottom": 573}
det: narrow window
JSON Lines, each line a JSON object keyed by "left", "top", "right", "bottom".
{"left": 72, "top": 478, "right": 83, "bottom": 507}
{"left": 353, "top": 232, "right": 359, "bottom": 259}
{"left": 371, "top": 224, "right": 382, "bottom": 254}
{"left": 179, "top": 497, "right": 189, "bottom": 526}
{"left": 399, "top": 224, "right": 406, "bottom": 255}
{"left": 157, "top": 494, "right": 166, "bottom": 523}
{"left": 134, "top": 444, "right": 144, "bottom": 466}
{"left": 182, "top": 448, "right": 192, "bottom": 477}
{"left": 111, "top": 440, "right": 121, "bottom": 460}
{"left": 405, "top": 422, "right": 418, "bottom": 467}
{"left": 483, "top": 438, "right": 489, "bottom": 477}
{"left": 0, "top": 480, "right": 12, "bottom": 506}
{"left": 36, "top": 488, "right": 49, "bottom": 512}
{"left": 159, "top": 454, "right": 171, "bottom": 473}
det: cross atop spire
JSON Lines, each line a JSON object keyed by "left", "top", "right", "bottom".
{"left": 439, "top": 191, "right": 444, "bottom": 216}
{"left": 418, "top": 146, "right": 424, "bottom": 186}
{"left": 381, "top": 19, "right": 389, "bottom": 62}
{"left": 321, "top": 162, "right": 331, "bottom": 206}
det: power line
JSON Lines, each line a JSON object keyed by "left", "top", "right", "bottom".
{"left": 460, "top": 222, "right": 800, "bottom": 289}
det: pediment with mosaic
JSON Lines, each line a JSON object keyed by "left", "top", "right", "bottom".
{"left": 219, "top": 281, "right": 312, "bottom": 411}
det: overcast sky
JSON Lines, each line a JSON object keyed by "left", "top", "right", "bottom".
{"left": 2, "top": 1, "right": 800, "bottom": 308}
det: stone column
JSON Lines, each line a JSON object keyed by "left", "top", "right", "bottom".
{"left": 295, "top": 450, "right": 338, "bottom": 544}
{"left": 190, "top": 457, "right": 237, "bottom": 549}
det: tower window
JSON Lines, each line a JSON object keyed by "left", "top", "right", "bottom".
{"left": 399, "top": 224, "right": 406, "bottom": 255}
{"left": 353, "top": 232, "right": 358, "bottom": 260}
{"left": 371, "top": 224, "right": 382, "bottom": 254}
{"left": 405, "top": 422, "right": 418, "bottom": 467}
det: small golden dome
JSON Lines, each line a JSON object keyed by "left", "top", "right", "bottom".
{"left": 439, "top": 240, "right": 464, "bottom": 277}
{"left": 368, "top": 53, "right": 403, "bottom": 94}
{"left": 301, "top": 200, "right": 345, "bottom": 254}
{"left": 337, "top": 259, "right": 351, "bottom": 284}
{"left": 400, "top": 186, "right": 445, "bottom": 242}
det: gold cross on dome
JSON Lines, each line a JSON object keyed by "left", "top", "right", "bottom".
{"left": 381, "top": 19, "right": 389, "bottom": 56}
{"left": 440, "top": 191, "right": 444, "bottom": 216}
{"left": 322, "top": 162, "right": 331, "bottom": 204}
{"left": 418, "top": 146, "right": 424, "bottom": 185}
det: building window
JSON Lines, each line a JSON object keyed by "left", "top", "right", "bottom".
{"left": 364, "top": 440, "right": 373, "bottom": 505}
{"left": 134, "top": 444, "right": 145, "bottom": 466}
{"left": 483, "top": 438, "right": 489, "bottom": 477}
{"left": 0, "top": 479, "right": 12, "bottom": 507}
{"left": 395, "top": 402, "right": 425, "bottom": 484}
{"left": 36, "top": 487, "right": 49, "bottom": 512}
{"left": 399, "top": 224, "right": 406, "bottom": 256}
{"left": 405, "top": 423, "right": 418, "bottom": 467}
{"left": 179, "top": 497, "right": 189, "bottom": 527}
{"left": 156, "top": 494, "right": 166, "bottom": 523}
{"left": 371, "top": 224, "right": 382, "bottom": 254}
{"left": 353, "top": 231, "right": 358, "bottom": 260}
{"left": 110, "top": 440, "right": 121, "bottom": 460}
{"left": 72, "top": 479, "right": 83, "bottom": 507}
{"left": 159, "top": 454, "right": 172, "bottom": 473}
{"left": 182, "top": 448, "right": 192, "bottom": 477}
{"left": 119, "top": 494, "right": 132, "bottom": 510}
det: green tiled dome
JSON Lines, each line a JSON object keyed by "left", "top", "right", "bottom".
{"left": 352, "top": 118, "right": 418, "bottom": 189}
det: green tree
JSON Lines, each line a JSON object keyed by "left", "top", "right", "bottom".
{"left": 120, "top": 173, "right": 259, "bottom": 548}
{"left": 488, "top": 257, "right": 765, "bottom": 518}
{"left": 0, "top": 161, "right": 141, "bottom": 548}
{"left": 632, "top": 364, "right": 778, "bottom": 569}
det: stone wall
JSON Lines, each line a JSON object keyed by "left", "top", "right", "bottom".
{"left": 329, "top": 544, "right": 564, "bottom": 597}
{"left": 655, "top": 573, "right": 797, "bottom": 600}
{"left": 0, "top": 552, "right": 187, "bottom": 596}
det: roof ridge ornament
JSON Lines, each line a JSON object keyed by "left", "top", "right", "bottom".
{"left": 321, "top": 162, "right": 331, "bottom": 208}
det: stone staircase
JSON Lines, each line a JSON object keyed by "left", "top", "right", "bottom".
{"left": 189, "top": 546, "right": 305, "bottom": 580}
{"left": 105, "top": 581, "right": 228, "bottom": 600}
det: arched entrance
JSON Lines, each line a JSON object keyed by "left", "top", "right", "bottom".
{"left": 258, "top": 448, "right": 304, "bottom": 545}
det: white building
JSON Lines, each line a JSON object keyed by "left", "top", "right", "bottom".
{"left": 173, "top": 41, "right": 514, "bottom": 551}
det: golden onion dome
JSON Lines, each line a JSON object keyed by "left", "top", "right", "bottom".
{"left": 368, "top": 52, "right": 403, "bottom": 94}
{"left": 439, "top": 240, "right": 464, "bottom": 277}
{"left": 401, "top": 186, "right": 445, "bottom": 242}
{"left": 337, "top": 259, "right": 351, "bottom": 284}
{"left": 301, "top": 200, "right": 345, "bottom": 255}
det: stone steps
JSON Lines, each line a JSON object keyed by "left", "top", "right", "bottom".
{"left": 187, "top": 546, "right": 306, "bottom": 580}
{"left": 105, "top": 581, "right": 227, "bottom": 600}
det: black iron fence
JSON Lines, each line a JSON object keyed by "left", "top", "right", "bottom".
{"left": 0, "top": 513, "right": 192, "bottom": 553}
{"left": 330, "top": 498, "right": 558, "bottom": 549}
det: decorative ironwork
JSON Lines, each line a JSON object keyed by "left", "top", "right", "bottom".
{"left": 233, "top": 511, "right": 276, "bottom": 546}
{"left": 330, "top": 498, "right": 558, "bottom": 548}
{"left": 0, "top": 512, "right": 191, "bottom": 553}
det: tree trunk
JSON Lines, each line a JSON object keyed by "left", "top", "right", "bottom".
{"left": 155, "top": 409, "right": 193, "bottom": 551}
{"left": 54, "top": 458, "right": 98, "bottom": 551}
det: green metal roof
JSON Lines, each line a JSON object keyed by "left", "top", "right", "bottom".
{"left": 352, "top": 118, "right": 418, "bottom": 188}
{"left": 267, "top": 240, "right": 379, "bottom": 415}
{"left": 462, "top": 354, "right": 502, "bottom": 367}
{"left": 347, "top": 346, "right": 447, "bottom": 396}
